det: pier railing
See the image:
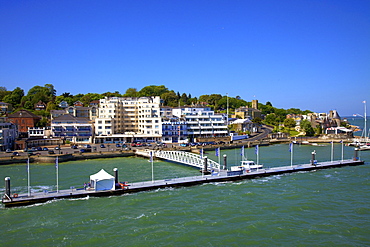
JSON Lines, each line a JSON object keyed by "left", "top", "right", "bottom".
{"left": 136, "top": 150, "right": 221, "bottom": 171}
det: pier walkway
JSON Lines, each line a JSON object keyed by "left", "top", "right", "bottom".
{"left": 135, "top": 150, "right": 222, "bottom": 171}
{"left": 2, "top": 158, "right": 365, "bottom": 207}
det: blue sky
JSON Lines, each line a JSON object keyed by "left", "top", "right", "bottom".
{"left": 1, "top": 0, "right": 369, "bottom": 116}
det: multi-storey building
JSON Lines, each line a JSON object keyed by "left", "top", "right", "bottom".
{"left": 172, "top": 107, "right": 228, "bottom": 142}
{"left": 161, "top": 117, "right": 187, "bottom": 143}
{"left": 7, "top": 110, "right": 41, "bottom": 138}
{"left": 94, "top": 96, "right": 162, "bottom": 143}
{"left": 0, "top": 118, "right": 17, "bottom": 151}
{"left": 51, "top": 105, "right": 98, "bottom": 121}
{"left": 51, "top": 114, "right": 93, "bottom": 143}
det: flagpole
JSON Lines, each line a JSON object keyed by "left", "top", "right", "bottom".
{"left": 27, "top": 157, "right": 30, "bottom": 197}
{"left": 56, "top": 156, "right": 59, "bottom": 193}
{"left": 290, "top": 143, "right": 293, "bottom": 167}
{"left": 364, "top": 101, "right": 367, "bottom": 143}
{"left": 255, "top": 145, "right": 259, "bottom": 170}
{"left": 151, "top": 151, "right": 154, "bottom": 183}
{"left": 331, "top": 140, "right": 334, "bottom": 162}
{"left": 341, "top": 140, "right": 344, "bottom": 162}
{"left": 218, "top": 147, "right": 221, "bottom": 175}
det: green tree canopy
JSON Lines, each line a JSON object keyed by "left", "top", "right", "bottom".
{"left": 264, "top": 113, "right": 278, "bottom": 126}
{"left": 138, "top": 85, "right": 169, "bottom": 97}
{"left": 300, "top": 119, "right": 315, "bottom": 136}
{"left": 3, "top": 87, "right": 24, "bottom": 108}
{"left": 283, "top": 118, "right": 296, "bottom": 128}
{"left": 123, "top": 88, "right": 138, "bottom": 97}
{"left": 161, "top": 91, "right": 179, "bottom": 107}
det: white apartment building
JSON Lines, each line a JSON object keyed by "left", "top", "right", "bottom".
{"left": 172, "top": 107, "right": 228, "bottom": 142}
{"left": 94, "top": 96, "right": 162, "bottom": 143}
{"left": 51, "top": 115, "right": 94, "bottom": 143}
{"left": 0, "top": 119, "right": 17, "bottom": 151}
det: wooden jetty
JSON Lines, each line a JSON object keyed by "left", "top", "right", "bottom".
{"left": 2, "top": 158, "right": 365, "bottom": 208}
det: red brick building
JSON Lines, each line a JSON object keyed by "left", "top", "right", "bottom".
{"left": 8, "top": 110, "right": 41, "bottom": 136}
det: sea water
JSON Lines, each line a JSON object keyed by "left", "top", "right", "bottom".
{"left": 1, "top": 143, "right": 369, "bottom": 246}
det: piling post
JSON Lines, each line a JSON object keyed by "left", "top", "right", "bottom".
{"left": 113, "top": 168, "right": 118, "bottom": 184}
{"left": 204, "top": 156, "right": 208, "bottom": 173}
{"left": 223, "top": 154, "right": 227, "bottom": 170}
{"left": 353, "top": 148, "right": 359, "bottom": 161}
{"left": 5, "top": 177, "right": 10, "bottom": 198}
{"left": 311, "top": 151, "right": 316, "bottom": 166}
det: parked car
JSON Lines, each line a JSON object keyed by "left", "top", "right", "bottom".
{"left": 80, "top": 148, "right": 91, "bottom": 153}
{"left": 42, "top": 147, "right": 49, "bottom": 151}
{"left": 71, "top": 145, "right": 78, "bottom": 149}
{"left": 54, "top": 146, "right": 61, "bottom": 150}
{"left": 85, "top": 144, "right": 92, "bottom": 149}
{"left": 48, "top": 150, "right": 55, "bottom": 154}
{"left": 6, "top": 149, "right": 12, "bottom": 153}
{"left": 37, "top": 147, "right": 43, "bottom": 151}
{"left": 100, "top": 144, "right": 106, "bottom": 148}
{"left": 12, "top": 152, "right": 19, "bottom": 156}
{"left": 115, "top": 143, "right": 121, "bottom": 148}
{"left": 31, "top": 147, "right": 37, "bottom": 151}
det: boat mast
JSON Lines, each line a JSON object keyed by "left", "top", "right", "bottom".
{"left": 364, "top": 101, "right": 367, "bottom": 143}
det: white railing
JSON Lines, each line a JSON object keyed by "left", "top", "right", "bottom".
{"left": 136, "top": 150, "right": 221, "bottom": 171}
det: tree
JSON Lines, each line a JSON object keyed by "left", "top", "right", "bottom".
{"left": 80, "top": 93, "right": 102, "bottom": 106}
{"left": 102, "top": 91, "right": 121, "bottom": 98}
{"left": 46, "top": 102, "right": 57, "bottom": 112}
{"left": 283, "top": 118, "right": 296, "bottom": 128}
{"left": 138, "top": 85, "right": 169, "bottom": 97}
{"left": 0, "top": 87, "right": 10, "bottom": 101}
{"left": 161, "top": 91, "right": 178, "bottom": 107}
{"left": 252, "top": 117, "right": 262, "bottom": 124}
{"left": 209, "top": 94, "right": 222, "bottom": 109}
{"left": 123, "top": 88, "right": 138, "bottom": 97}
{"left": 62, "top": 92, "right": 73, "bottom": 98}
{"left": 300, "top": 119, "right": 315, "bottom": 136}
{"left": 199, "top": 95, "right": 210, "bottom": 104}
{"left": 44, "top": 84, "right": 56, "bottom": 98}
{"left": 180, "top": 93, "right": 188, "bottom": 106}
{"left": 264, "top": 113, "right": 278, "bottom": 126}
{"left": 3, "top": 87, "right": 24, "bottom": 108}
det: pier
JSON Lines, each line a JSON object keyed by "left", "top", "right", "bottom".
{"left": 2, "top": 158, "right": 365, "bottom": 208}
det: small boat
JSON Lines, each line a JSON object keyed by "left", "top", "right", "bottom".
{"left": 358, "top": 144, "right": 370, "bottom": 151}
{"left": 230, "top": 160, "right": 263, "bottom": 172}
{"left": 311, "top": 143, "right": 327, "bottom": 147}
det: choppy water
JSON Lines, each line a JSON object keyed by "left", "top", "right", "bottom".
{"left": 1, "top": 141, "right": 369, "bottom": 246}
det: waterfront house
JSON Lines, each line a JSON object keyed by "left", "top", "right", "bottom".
{"left": 7, "top": 110, "right": 41, "bottom": 138}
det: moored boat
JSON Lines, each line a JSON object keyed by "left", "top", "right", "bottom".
{"left": 230, "top": 160, "right": 263, "bottom": 172}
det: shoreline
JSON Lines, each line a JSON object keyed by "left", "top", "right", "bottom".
{"left": 0, "top": 137, "right": 357, "bottom": 165}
